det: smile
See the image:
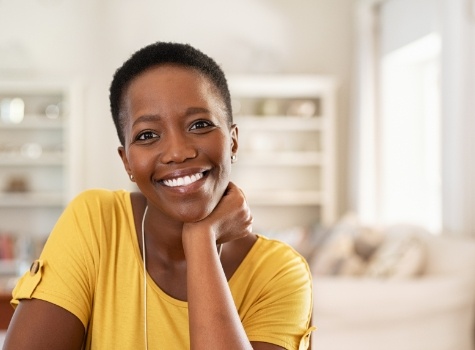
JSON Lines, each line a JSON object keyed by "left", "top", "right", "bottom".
{"left": 162, "top": 172, "right": 204, "bottom": 187}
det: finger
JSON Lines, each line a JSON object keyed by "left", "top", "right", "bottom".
{"left": 226, "top": 182, "right": 248, "bottom": 202}
{"left": 223, "top": 181, "right": 238, "bottom": 196}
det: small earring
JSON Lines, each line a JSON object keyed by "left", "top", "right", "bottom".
{"left": 129, "top": 174, "right": 135, "bottom": 181}
{"left": 231, "top": 154, "right": 237, "bottom": 163}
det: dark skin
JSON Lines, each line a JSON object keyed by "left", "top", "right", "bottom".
{"left": 4, "top": 65, "right": 287, "bottom": 350}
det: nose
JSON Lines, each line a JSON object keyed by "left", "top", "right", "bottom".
{"left": 158, "top": 132, "right": 197, "bottom": 164}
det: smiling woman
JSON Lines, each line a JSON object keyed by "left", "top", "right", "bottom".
{"left": 118, "top": 64, "right": 235, "bottom": 224}
{"left": 3, "top": 42, "right": 314, "bottom": 350}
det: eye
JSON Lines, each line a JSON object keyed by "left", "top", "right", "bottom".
{"left": 136, "top": 131, "right": 159, "bottom": 141}
{"left": 190, "top": 120, "right": 215, "bottom": 131}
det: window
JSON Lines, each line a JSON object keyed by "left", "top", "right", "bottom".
{"left": 380, "top": 33, "right": 441, "bottom": 232}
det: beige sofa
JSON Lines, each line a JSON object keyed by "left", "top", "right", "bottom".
{"left": 311, "top": 231, "right": 475, "bottom": 350}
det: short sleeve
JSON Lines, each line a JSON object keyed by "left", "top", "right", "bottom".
{"left": 11, "top": 259, "right": 45, "bottom": 302}
{"left": 11, "top": 190, "right": 103, "bottom": 328}
{"left": 299, "top": 327, "right": 316, "bottom": 350}
{"left": 234, "top": 237, "right": 315, "bottom": 349}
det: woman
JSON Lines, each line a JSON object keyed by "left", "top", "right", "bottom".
{"left": 3, "top": 42, "right": 314, "bottom": 350}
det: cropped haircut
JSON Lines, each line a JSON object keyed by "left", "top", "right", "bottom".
{"left": 109, "top": 42, "right": 233, "bottom": 145}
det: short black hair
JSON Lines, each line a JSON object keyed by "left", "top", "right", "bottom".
{"left": 109, "top": 42, "right": 233, "bottom": 145}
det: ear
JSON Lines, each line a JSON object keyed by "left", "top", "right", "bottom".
{"left": 230, "top": 124, "right": 239, "bottom": 154}
{"left": 118, "top": 146, "right": 133, "bottom": 179}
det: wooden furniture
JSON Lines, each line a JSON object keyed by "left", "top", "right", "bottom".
{"left": 0, "top": 292, "right": 13, "bottom": 330}
{"left": 0, "top": 81, "right": 80, "bottom": 274}
{"left": 227, "top": 75, "right": 337, "bottom": 232}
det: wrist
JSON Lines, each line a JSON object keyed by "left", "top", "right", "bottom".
{"left": 181, "top": 225, "right": 216, "bottom": 257}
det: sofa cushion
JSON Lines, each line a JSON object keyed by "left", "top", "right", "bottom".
{"left": 365, "top": 229, "right": 426, "bottom": 279}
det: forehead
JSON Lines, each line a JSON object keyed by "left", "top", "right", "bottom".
{"left": 122, "top": 64, "right": 223, "bottom": 115}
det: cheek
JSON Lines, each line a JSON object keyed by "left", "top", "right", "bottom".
{"left": 207, "top": 136, "right": 232, "bottom": 171}
{"left": 127, "top": 150, "right": 156, "bottom": 178}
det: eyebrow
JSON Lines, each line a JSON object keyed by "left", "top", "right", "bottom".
{"left": 131, "top": 107, "right": 211, "bottom": 127}
{"left": 184, "top": 107, "right": 211, "bottom": 116}
{"left": 132, "top": 114, "right": 160, "bottom": 128}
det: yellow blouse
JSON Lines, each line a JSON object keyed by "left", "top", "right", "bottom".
{"left": 12, "top": 189, "right": 314, "bottom": 349}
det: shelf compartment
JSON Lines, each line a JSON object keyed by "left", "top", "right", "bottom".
{"left": 0, "top": 153, "right": 64, "bottom": 166}
{"left": 235, "top": 115, "right": 324, "bottom": 131}
{"left": 238, "top": 151, "right": 323, "bottom": 166}
{"left": 232, "top": 166, "right": 321, "bottom": 192}
{"left": 0, "top": 192, "right": 64, "bottom": 207}
{"left": 227, "top": 75, "right": 337, "bottom": 228}
{"left": 0, "top": 260, "right": 18, "bottom": 276}
{"left": 0, "top": 116, "right": 65, "bottom": 130}
{"left": 245, "top": 190, "right": 323, "bottom": 206}
{"left": 228, "top": 75, "right": 336, "bottom": 98}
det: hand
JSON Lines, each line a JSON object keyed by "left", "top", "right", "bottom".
{"left": 183, "top": 182, "right": 253, "bottom": 244}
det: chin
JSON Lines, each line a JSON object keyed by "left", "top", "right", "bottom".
{"left": 174, "top": 203, "right": 215, "bottom": 223}
{"left": 178, "top": 212, "right": 211, "bottom": 224}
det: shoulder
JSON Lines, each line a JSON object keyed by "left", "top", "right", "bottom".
{"left": 255, "top": 235, "right": 309, "bottom": 266}
{"left": 241, "top": 234, "right": 312, "bottom": 285}
{"left": 49, "top": 189, "right": 135, "bottom": 257}
{"left": 71, "top": 188, "right": 129, "bottom": 202}
{"left": 234, "top": 236, "right": 314, "bottom": 349}
{"left": 68, "top": 189, "right": 130, "bottom": 211}
{"left": 59, "top": 189, "right": 133, "bottom": 230}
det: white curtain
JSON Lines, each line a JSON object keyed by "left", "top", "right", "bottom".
{"left": 439, "top": 0, "right": 475, "bottom": 236}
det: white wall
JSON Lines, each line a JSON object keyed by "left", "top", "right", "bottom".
{"left": 0, "top": 1, "right": 99, "bottom": 77}
{"left": 0, "top": 0, "right": 356, "bottom": 215}
{"left": 379, "top": 0, "right": 439, "bottom": 55}
{"left": 439, "top": 0, "right": 475, "bottom": 236}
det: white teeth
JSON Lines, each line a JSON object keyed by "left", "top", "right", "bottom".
{"left": 163, "top": 172, "right": 204, "bottom": 187}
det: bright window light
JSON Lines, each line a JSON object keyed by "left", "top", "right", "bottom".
{"left": 380, "top": 33, "right": 442, "bottom": 233}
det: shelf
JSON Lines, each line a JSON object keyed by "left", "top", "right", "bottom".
{"left": 0, "top": 260, "right": 17, "bottom": 276}
{"left": 228, "top": 75, "right": 337, "bottom": 228}
{"left": 0, "top": 261, "right": 20, "bottom": 293}
{"left": 235, "top": 115, "right": 323, "bottom": 131}
{"left": 246, "top": 190, "right": 323, "bottom": 206}
{"left": 228, "top": 75, "right": 337, "bottom": 98}
{"left": 0, "top": 116, "right": 65, "bottom": 130}
{"left": 238, "top": 151, "right": 323, "bottom": 166}
{"left": 0, "top": 192, "right": 64, "bottom": 207}
{"left": 0, "top": 80, "right": 80, "bottom": 273}
{"left": 0, "top": 153, "right": 64, "bottom": 166}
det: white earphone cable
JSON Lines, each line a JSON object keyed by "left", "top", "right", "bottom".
{"left": 140, "top": 204, "right": 223, "bottom": 349}
{"left": 141, "top": 205, "right": 149, "bottom": 350}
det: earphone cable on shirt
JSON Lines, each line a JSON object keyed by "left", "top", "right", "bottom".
{"left": 142, "top": 205, "right": 149, "bottom": 350}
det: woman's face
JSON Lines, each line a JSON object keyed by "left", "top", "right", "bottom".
{"left": 118, "top": 64, "right": 238, "bottom": 223}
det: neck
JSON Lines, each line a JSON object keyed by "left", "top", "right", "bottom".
{"left": 141, "top": 204, "right": 223, "bottom": 267}
{"left": 141, "top": 202, "right": 186, "bottom": 249}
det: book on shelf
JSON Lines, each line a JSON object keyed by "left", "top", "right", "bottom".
{"left": 0, "top": 233, "right": 14, "bottom": 261}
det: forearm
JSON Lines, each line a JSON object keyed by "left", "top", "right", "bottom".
{"left": 183, "top": 230, "right": 252, "bottom": 350}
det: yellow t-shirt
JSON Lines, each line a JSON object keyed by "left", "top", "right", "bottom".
{"left": 12, "top": 189, "right": 314, "bottom": 349}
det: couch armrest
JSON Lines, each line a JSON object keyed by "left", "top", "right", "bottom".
{"left": 313, "top": 275, "right": 475, "bottom": 323}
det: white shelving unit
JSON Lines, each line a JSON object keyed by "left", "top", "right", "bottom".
{"left": 0, "top": 81, "right": 81, "bottom": 273}
{"left": 228, "top": 75, "right": 337, "bottom": 232}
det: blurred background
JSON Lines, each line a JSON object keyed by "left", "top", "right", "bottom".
{"left": 1, "top": 0, "right": 475, "bottom": 349}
